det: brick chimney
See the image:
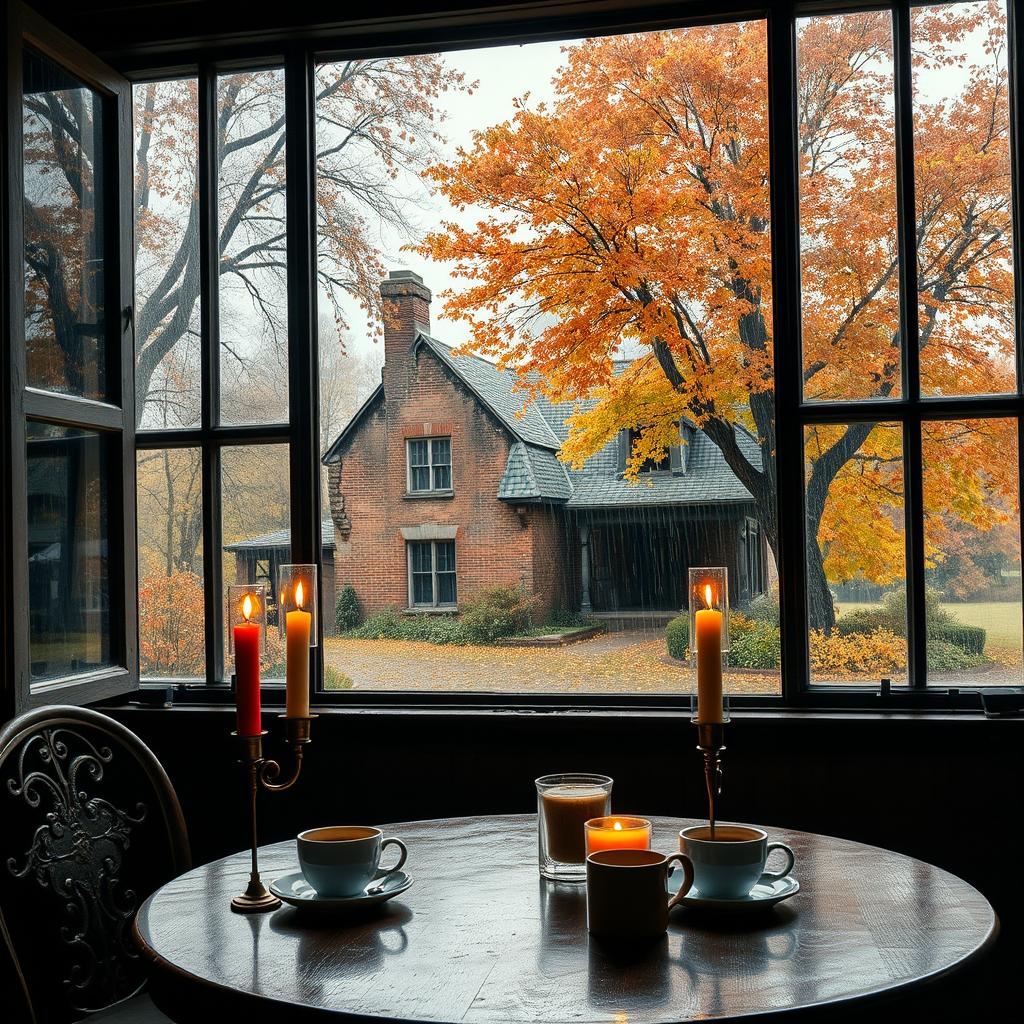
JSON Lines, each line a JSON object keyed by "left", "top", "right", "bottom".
{"left": 380, "top": 269, "right": 431, "bottom": 399}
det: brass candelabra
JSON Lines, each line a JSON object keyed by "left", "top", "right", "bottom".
{"left": 231, "top": 714, "right": 317, "bottom": 913}
{"left": 694, "top": 721, "right": 726, "bottom": 839}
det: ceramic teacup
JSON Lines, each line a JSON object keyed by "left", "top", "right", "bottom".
{"left": 586, "top": 849, "right": 694, "bottom": 941}
{"left": 297, "top": 826, "right": 408, "bottom": 898}
{"left": 679, "top": 823, "right": 795, "bottom": 900}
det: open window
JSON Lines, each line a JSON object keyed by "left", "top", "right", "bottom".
{"left": 4, "top": 3, "right": 137, "bottom": 713}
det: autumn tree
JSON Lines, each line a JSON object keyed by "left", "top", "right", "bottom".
{"left": 419, "top": 4, "right": 1017, "bottom": 629}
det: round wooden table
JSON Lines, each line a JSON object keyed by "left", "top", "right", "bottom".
{"left": 134, "top": 815, "right": 996, "bottom": 1023}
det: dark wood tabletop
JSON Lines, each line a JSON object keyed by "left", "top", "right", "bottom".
{"left": 133, "top": 815, "right": 996, "bottom": 1023}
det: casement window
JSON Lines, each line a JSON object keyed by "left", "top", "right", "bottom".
{"left": 407, "top": 541, "right": 457, "bottom": 608}
{"left": 4, "top": 0, "right": 1021, "bottom": 715}
{"left": 407, "top": 438, "right": 452, "bottom": 493}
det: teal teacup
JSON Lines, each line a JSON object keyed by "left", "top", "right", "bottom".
{"left": 297, "top": 826, "right": 408, "bottom": 897}
{"left": 679, "top": 824, "right": 794, "bottom": 899}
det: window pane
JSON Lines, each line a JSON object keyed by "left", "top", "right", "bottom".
{"left": 436, "top": 541, "right": 456, "bottom": 573}
{"left": 913, "top": 2, "right": 1016, "bottom": 396}
{"left": 317, "top": 24, "right": 780, "bottom": 696}
{"left": 134, "top": 79, "right": 201, "bottom": 428}
{"left": 222, "top": 444, "right": 290, "bottom": 676}
{"left": 797, "top": 12, "right": 902, "bottom": 402}
{"left": 412, "top": 571, "right": 434, "bottom": 605}
{"left": 410, "top": 542, "right": 432, "bottom": 573}
{"left": 23, "top": 49, "right": 107, "bottom": 400}
{"left": 432, "top": 438, "right": 450, "bottom": 465}
{"left": 137, "top": 447, "right": 204, "bottom": 679}
{"left": 218, "top": 70, "right": 288, "bottom": 425}
{"left": 923, "top": 419, "right": 1021, "bottom": 684}
{"left": 806, "top": 423, "right": 907, "bottom": 685}
{"left": 27, "top": 424, "right": 112, "bottom": 680}
{"left": 433, "top": 464, "right": 451, "bottom": 490}
{"left": 409, "top": 439, "right": 428, "bottom": 466}
{"left": 437, "top": 572, "right": 457, "bottom": 606}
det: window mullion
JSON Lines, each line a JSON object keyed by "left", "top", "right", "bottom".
{"left": 198, "top": 64, "right": 223, "bottom": 686}
{"left": 766, "top": 2, "right": 807, "bottom": 701}
{"left": 1008, "top": 0, "right": 1024, "bottom": 677}
{"left": 894, "top": 2, "right": 927, "bottom": 688}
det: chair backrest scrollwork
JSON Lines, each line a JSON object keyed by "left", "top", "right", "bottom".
{"left": 0, "top": 706, "right": 190, "bottom": 1024}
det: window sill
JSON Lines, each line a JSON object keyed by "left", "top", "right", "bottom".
{"left": 403, "top": 490, "right": 455, "bottom": 500}
{"left": 403, "top": 606, "right": 459, "bottom": 615}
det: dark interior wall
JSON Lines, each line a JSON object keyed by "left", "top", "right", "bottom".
{"left": 106, "top": 705, "right": 1021, "bottom": 1009}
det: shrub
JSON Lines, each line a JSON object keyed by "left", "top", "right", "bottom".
{"left": 323, "top": 665, "right": 354, "bottom": 689}
{"left": 460, "top": 584, "right": 535, "bottom": 644}
{"left": 745, "top": 590, "right": 780, "bottom": 627}
{"left": 927, "top": 637, "right": 985, "bottom": 671}
{"left": 335, "top": 585, "right": 361, "bottom": 632}
{"left": 665, "top": 614, "right": 688, "bottom": 660}
{"left": 835, "top": 608, "right": 888, "bottom": 637}
{"left": 728, "top": 618, "right": 780, "bottom": 669}
{"left": 809, "top": 627, "right": 905, "bottom": 677}
{"left": 343, "top": 608, "right": 470, "bottom": 645}
{"left": 400, "top": 614, "right": 470, "bottom": 645}
{"left": 345, "top": 608, "right": 404, "bottom": 640}
{"left": 932, "top": 623, "right": 986, "bottom": 657}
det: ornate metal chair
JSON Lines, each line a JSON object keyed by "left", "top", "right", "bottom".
{"left": 0, "top": 706, "right": 190, "bottom": 1023}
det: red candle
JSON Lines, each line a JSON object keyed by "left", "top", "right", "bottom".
{"left": 234, "top": 594, "right": 262, "bottom": 736}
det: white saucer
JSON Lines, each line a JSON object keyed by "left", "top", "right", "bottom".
{"left": 668, "top": 870, "right": 799, "bottom": 912}
{"left": 269, "top": 868, "right": 413, "bottom": 913}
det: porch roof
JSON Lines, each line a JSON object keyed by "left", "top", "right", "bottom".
{"left": 223, "top": 518, "right": 336, "bottom": 553}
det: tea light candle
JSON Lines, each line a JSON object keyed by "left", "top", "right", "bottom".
{"left": 585, "top": 816, "right": 652, "bottom": 854}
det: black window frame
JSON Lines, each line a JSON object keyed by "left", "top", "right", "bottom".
{"left": 4, "top": 2, "right": 138, "bottom": 717}
{"left": 30, "top": 0, "right": 1016, "bottom": 713}
{"left": 406, "top": 436, "right": 452, "bottom": 494}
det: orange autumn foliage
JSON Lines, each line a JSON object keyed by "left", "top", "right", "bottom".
{"left": 417, "top": 5, "right": 1017, "bottom": 629}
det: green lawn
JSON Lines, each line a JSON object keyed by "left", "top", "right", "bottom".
{"left": 836, "top": 601, "right": 1021, "bottom": 663}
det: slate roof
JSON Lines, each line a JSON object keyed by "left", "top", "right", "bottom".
{"left": 417, "top": 335, "right": 560, "bottom": 450}
{"left": 498, "top": 442, "right": 573, "bottom": 502}
{"left": 224, "top": 518, "right": 336, "bottom": 552}
{"left": 320, "top": 331, "right": 761, "bottom": 510}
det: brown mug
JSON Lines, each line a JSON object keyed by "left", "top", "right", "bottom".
{"left": 586, "top": 849, "right": 694, "bottom": 941}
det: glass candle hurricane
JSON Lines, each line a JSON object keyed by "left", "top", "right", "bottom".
{"left": 536, "top": 773, "right": 613, "bottom": 882}
{"left": 277, "top": 564, "right": 318, "bottom": 646}
{"left": 688, "top": 567, "right": 730, "bottom": 724}
{"left": 227, "top": 583, "right": 268, "bottom": 658}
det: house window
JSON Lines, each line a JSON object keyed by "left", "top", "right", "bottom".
{"left": 408, "top": 437, "right": 452, "bottom": 493}
{"left": 740, "top": 518, "right": 764, "bottom": 602}
{"left": 408, "top": 541, "right": 457, "bottom": 608}
{"left": 626, "top": 429, "right": 671, "bottom": 473}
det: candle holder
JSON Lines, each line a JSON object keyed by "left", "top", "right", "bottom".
{"left": 692, "top": 696, "right": 729, "bottom": 839}
{"left": 230, "top": 713, "right": 318, "bottom": 914}
{"left": 688, "top": 566, "right": 730, "bottom": 667}
{"left": 278, "top": 564, "right": 319, "bottom": 644}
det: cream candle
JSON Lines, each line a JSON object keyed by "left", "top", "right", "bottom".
{"left": 695, "top": 583, "right": 724, "bottom": 723}
{"left": 285, "top": 580, "right": 311, "bottom": 718}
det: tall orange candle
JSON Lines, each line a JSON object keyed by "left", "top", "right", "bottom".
{"left": 234, "top": 594, "right": 261, "bottom": 736}
{"left": 695, "top": 582, "right": 724, "bottom": 723}
{"left": 285, "top": 580, "right": 312, "bottom": 717}
{"left": 585, "top": 816, "right": 652, "bottom": 854}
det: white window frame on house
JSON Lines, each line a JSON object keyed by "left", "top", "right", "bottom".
{"left": 407, "top": 540, "right": 457, "bottom": 609}
{"left": 406, "top": 437, "right": 453, "bottom": 494}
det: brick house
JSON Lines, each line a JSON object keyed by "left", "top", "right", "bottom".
{"left": 317, "top": 270, "right": 770, "bottom": 627}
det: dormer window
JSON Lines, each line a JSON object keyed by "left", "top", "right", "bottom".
{"left": 408, "top": 437, "right": 452, "bottom": 493}
{"left": 627, "top": 429, "right": 671, "bottom": 473}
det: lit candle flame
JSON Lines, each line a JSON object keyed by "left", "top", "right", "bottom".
{"left": 704, "top": 583, "right": 714, "bottom": 608}
{"left": 242, "top": 594, "right": 254, "bottom": 622}
{"left": 613, "top": 821, "right": 622, "bottom": 831}
{"left": 295, "top": 580, "right": 304, "bottom": 609}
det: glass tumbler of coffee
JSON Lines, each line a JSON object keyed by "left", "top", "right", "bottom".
{"left": 536, "top": 773, "right": 613, "bottom": 881}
